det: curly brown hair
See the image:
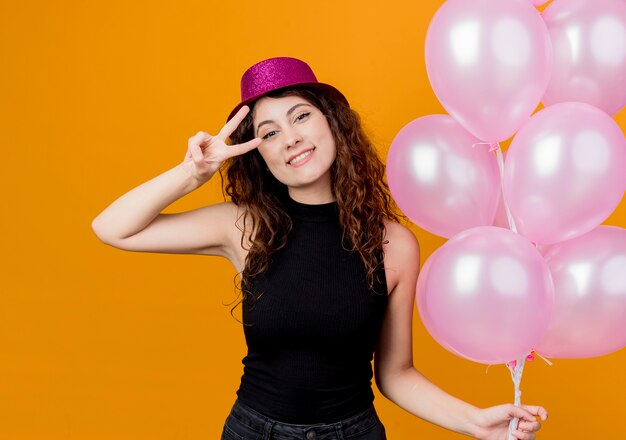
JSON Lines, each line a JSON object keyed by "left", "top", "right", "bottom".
{"left": 221, "top": 86, "right": 402, "bottom": 320}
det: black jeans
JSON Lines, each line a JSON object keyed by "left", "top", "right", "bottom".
{"left": 221, "top": 399, "right": 387, "bottom": 440}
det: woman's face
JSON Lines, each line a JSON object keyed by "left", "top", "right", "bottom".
{"left": 252, "top": 94, "right": 337, "bottom": 198}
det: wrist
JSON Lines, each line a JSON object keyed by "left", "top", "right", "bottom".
{"left": 175, "top": 162, "right": 210, "bottom": 191}
{"left": 463, "top": 406, "right": 483, "bottom": 438}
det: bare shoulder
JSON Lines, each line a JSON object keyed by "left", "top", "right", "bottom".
{"left": 382, "top": 219, "right": 420, "bottom": 262}
{"left": 381, "top": 219, "right": 421, "bottom": 295}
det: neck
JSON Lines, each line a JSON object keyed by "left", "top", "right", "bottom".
{"left": 287, "top": 186, "right": 335, "bottom": 205}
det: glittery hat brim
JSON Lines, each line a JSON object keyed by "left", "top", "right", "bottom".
{"left": 226, "top": 82, "right": 349, "bottom": 123}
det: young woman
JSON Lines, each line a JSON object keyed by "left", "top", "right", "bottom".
{"left": 92, "top": 57, "right": 548, "bottom": 440}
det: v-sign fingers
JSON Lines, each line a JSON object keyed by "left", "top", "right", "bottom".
{"left": 217, "top": 105, "right": 251, "bottom": 140}
{"left": 226, "top": 137, "right": 262, "bottom": 158}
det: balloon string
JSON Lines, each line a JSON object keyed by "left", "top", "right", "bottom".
{"left": 534, "top": 351, "right": 554, "bottom": 366}
{"left": 505, "top": 356, "right": 526, "bottom": 440}
{"left": 493, "top": 145, "right": 518, "bottom": 234}
{"left": 472, "top": 141, "right": 518, "bottom": 233}
{"left": 473, "top": 142, "right": 552, "bottom": 438}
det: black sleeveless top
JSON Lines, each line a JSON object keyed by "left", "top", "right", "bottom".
{"left": 235, "top": 193, "right": 389, "bottom": 424}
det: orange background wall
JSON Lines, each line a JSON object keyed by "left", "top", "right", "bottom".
{"left": 1, "top": 0, "right": 625, "bottom": 438}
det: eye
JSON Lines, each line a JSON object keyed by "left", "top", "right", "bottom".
{"left": 262, "top": 130, "right": 277, "bottom": 140}
{"left": 295, "top": 112, "right": 310, "bottom": 122}
{"left": 261, "top": 113, "right": 310, "bottom": 140}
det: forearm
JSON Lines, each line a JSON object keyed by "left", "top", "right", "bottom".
{"left": 91, "top": 163, "right": 210, "bottom": 241}
{"left": 379, "top": 367, "right": 480, "bottom": 437}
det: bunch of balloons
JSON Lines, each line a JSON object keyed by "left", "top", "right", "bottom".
{"left": 386, "top": 0, "right": 626, "bottom": 368}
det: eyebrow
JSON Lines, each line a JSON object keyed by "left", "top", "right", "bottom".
{"left": 255, "top": 103, "right": 312, "bottom": 136}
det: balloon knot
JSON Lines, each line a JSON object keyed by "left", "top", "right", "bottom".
{"left": 471, "top": 141, "right": 500, "bottom": 152}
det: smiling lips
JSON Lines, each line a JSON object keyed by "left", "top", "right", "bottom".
{"left": 287, "top": 147, "right": 316, "bottom": 166}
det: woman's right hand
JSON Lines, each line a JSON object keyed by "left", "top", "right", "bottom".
{"left": 181, "top": 105, "right": 262, "bottom": 185}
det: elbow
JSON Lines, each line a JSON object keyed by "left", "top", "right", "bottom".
{"left": 374, "top": 365, "right": 414, "bottom": 400}
{"left": 91, "top": 217, "right": 105, "bottom": 240}
{"left": 374, "top": 368, "right": 392, "bottom": 399}
{"left": 375, "top": 379, "right": 389, "bottom": 399}
{"left": 91, "top": 216, "right": 120, "bottom": 246}
{"left": 375, "top": 376, "right": 396, "bottom": 400}
{"left": 91, "top": 217, "right": 109, "bottom": 243}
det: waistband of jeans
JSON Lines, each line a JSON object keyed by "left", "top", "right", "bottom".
{"left": 229, "top": 398, "right": 380, "bottom": 438}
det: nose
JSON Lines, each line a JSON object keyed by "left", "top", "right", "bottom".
{"left": 283, "top": 126, "right": 303, "bottom": 149}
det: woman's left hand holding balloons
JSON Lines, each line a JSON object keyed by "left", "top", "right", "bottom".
{"left": 471, "top": 404, "right": 548, "bottom": 440}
